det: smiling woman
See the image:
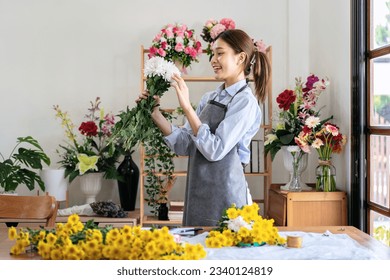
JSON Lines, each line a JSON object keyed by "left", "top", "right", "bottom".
{"left": 144, "top": 29, "right": 271, "bottom": 226}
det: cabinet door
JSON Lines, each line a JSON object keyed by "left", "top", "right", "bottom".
{"left": 286, "top": 192, "right": 347, "bottom": 226}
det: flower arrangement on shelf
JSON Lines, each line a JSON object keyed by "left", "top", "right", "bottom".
{"left": 53, "top": 97, "right": 121, "bottom": 183}
{"left": 148, "top": 23, "right": 202, "bottom": 73}
{"left": 110, "top": 57, "right": 180, "bottom": 215}
{"left": 264, "top": 74, "right": 332, "bottom": 161}
{"left": 8, "top": 214, "right": 206, "bottom": 260}
{"left": 205, "top": 203, "right": 286, "bottom": 248}
{"left": 200, "top": 18, "right": 236, "bottom": 60}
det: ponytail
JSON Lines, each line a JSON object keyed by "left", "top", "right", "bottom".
{"left": 251, "top": 51, "right": 271, "bottom": 103}
{"left": 215, "top": 29, "right": 271, "bottom": 103}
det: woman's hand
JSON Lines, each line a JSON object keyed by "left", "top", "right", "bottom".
{"left": 171, "top": 74, "right": 192, "bottom": 113}
{"left": 135, "top": 90, "right": 161, "bottom": 114}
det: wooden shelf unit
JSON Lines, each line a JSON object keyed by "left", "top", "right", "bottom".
{"left": 138, "top": 45, "right": 273, "bottom": 226}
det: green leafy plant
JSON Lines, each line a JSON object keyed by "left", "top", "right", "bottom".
{"left": 111, "top": 57, "right": 180, "bottom": 215}
{"left": 0, "top": 136, "right": 50, "bottom": 193}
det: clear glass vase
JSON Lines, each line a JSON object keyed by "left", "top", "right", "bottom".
{"left": 315, "top": 159, "right": 337, "bottom": 192}
{"left": 282, "top": 146, "right": 308, "bottom": 192}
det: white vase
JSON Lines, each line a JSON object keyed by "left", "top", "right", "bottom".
{"left": 281, "top": 146, "right": 310, "bottom": 191}
{"left": 40, "top": 168, "right": 68, "bottom": 201}
{"left": 79, "top": 172, "right": 103, "bottom": 204}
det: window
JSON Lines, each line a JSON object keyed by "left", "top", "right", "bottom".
{"left": 367, "top": 0, "right": 390, "bottom": 246}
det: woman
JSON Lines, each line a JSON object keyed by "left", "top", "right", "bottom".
{"left": 138, "top": 29, "right": 270, "bottom": 226}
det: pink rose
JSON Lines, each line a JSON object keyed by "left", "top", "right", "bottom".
{"left": 175, "top": 43, "right": 184, "bottom": 52}
{"left": 164, "top": 28, "right": 174, "bottom": 39}
{"left": 220, "top": 18, "right": 235, "bottom": 30}
{"left": 161, "top": 41, "right": 168, "bottom": 49}
{"left": 157, "top": 48, "right": 166, "bottom": 57}
{"left": 184, "top": 46, "right": 198, "bottom": 58}
{"left": 210, "top": 23, "right": 226, "bottom": 39}
{"left": 148, "top": 46, "right": 158, "bottom": 58}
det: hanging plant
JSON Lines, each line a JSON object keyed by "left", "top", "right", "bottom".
{"left": 111, "top": 57, "right": 180, "bottom": 215}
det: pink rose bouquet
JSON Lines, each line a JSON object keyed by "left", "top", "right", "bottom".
{"left": 148, "top": 23, "right": 202, "bottom": 72}
{"left": 200, "top": 18, "right": 236, "bottom": 60}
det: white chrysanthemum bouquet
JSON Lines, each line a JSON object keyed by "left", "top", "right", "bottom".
{"left": 111, "top": 57, "right": 180, "bottom": 214}
{"left": 112, "top": 57, "right": 180, "bottom": 150}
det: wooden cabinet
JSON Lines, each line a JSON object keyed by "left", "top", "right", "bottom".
{"left": 268, "top": 184, "right": 347, "bottom": 226}
{"left": 138, "top": 46, "right": 273, "bottom": 226}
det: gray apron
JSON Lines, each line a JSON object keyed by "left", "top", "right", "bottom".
{"left": 183, "top": 84, "right": 248, "bottom": 226}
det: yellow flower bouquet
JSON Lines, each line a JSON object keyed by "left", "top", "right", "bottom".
{"left": 8, "top": 214, "right": 206, "bottom": 260}
{"left": 205, "top": 203, "right": 286, "bottom": 248}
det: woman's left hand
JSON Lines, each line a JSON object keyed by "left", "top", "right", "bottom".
{"left": 171, "top": 74, "right": 192, "bottom": 113}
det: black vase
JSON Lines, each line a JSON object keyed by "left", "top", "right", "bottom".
{"left": 158, "top": 203, "right": 169, "bottom": 220}
{"left": 117, "top": 154, "right": 139, "bottom": 211}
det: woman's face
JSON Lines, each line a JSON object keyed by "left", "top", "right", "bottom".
{"left": 210, "top": 38, "right": 246, "bottom": 87}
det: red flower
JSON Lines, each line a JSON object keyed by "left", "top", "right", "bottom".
{"left": 276, "top": 89, "right": 296, "bottom": 111}
{"left": 79, "top": 121, "right": 98, "bottom": 137}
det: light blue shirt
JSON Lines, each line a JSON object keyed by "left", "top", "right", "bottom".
{"left": 164, "top": 79, "right": 262, "bottom": 164}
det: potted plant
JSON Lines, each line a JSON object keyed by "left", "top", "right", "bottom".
{"left": 53, "top": 97, "right": 122, "bottom": 203}
{"left": 0, "top": 136, "right": 51, "bottom": 194}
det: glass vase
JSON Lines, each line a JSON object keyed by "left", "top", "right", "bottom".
{"left": 282, "top": 146, "right": 309, "bottom": 192}
{"left": 315, "top": 159, "right": 337, "bottom": 192}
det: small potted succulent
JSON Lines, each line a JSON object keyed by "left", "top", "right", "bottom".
{"left": 0, "top": 136, "right": 50, "bottom": 194}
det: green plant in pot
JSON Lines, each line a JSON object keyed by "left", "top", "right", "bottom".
{"left": 0, "top": 136, "right": 51, "bottom": 193}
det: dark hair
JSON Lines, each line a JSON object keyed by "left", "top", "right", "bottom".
{"left": 215, "top": 29, "right": 271, "bottom": 103}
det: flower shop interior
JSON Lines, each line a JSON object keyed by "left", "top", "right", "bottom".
{"left": 0, "top": 0, "right": 389, "bottom": 264}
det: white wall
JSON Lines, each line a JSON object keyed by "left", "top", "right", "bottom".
{"left": 0, "top": 0, "right": 351, "bottom": 208}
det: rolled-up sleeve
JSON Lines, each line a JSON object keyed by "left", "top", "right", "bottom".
{"left": 164, "top": 124, "right": 192, "bottom": 156}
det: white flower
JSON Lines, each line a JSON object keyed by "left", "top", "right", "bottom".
{"left": 305, "top": 116, "right": 321, "bottom": 128}
{"left": 144, "top": 57, "right": 181, "bottom": 82}
{"left": 287, "top": 145, "right": 301, "bottom": 153}
{"left": 264, "top": 134, "right": 278, "bottom": 145}
{"left": 225, "top": 216, "right": 252, "bottom": 232}
{"left": 312, "top": 138, "right": 324, "bottom": 149}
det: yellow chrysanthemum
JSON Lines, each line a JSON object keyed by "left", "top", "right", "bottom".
{"left": 46, "top": 232, "right": 57, "bottom": 245}
{"left": 8, "top": 227, "right": 17, "bottom": 240}
{"left": 226, "top": 207, "right": 239, "bottom": 219}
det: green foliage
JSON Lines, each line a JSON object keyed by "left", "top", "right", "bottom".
{"left": 111, "top": 75, "right": 176, "bottom": 215}
{"left": 0, "top": 136, "right": 51, "bottom": 192}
